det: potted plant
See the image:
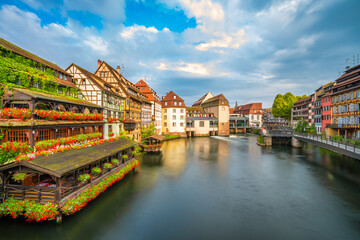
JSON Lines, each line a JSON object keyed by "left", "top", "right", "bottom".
{"left": 103, "top": 163, "right": 113, "bottom": 171}
{"left": 121, "top": 155, "right": 128, "bottom": 162}
{"left": 78, "top": 173, "right": 91, "bottom": 183}
{"left": 91, "top": 167, "right": 102, "bottom": 175}
{"left": 12, "top": 172, "right": 27, "bottom": 182}
{"left": 111, "top": 159, "right": 119, "bottom": 166}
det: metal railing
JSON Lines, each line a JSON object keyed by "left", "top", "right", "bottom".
{"left": 293, "top": 133, "right": 360, "bottom": 154}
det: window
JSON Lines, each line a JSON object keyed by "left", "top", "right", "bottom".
{"left": 222, "top": 107, "right": 225, "bottom": 111}
{"left": 173, "top": 96, "right": 176, "bottom": 99}
{"left": 200, "top": 121, "right": 204, "bottom": 127}
{"left": 172, "top": 115, "right": 176, "bottom": 120}
{"left": 173, "top": 109, "right": 176, "bottom": 113}
{"left": 164, "top": 115, "right": 167, "bottom": 120}
{"left": 164, "top": 122, "right": 167, "bottom": 127}
{"left": 6, "top": 130, "right": 29, "bottom": 142}
{"left": 180, "top": 115, "right": 184, "bottom": 120}
{"left": 179, "top": 102, "right": 182, "bottom": 106}
{"left": 180, "top": 122, "right": 184, "bottom": 127}
{"left": 36, "top": 129, "right": 54, "bottom": 142}
{"left": 165, "top": 102, "right": 168, "bottom": 106}
{"left": 180, "top": 109, "right": 184, "bottom": 113}
{"left": 108, "top": 125, "right": 112, "bottom": 133}
{"left": 172, "top": 122, "right": 176, "bottom": 127}
{"left": 57, "top": 128, "right": 68, "bottom": 138}
{"left": 174, "top": 102, "right": 177, "bottom": 106}
{"left": 164, "top": 109, "right": 167, "bottom": 113}
{"left": 73, "top": 127, "right": 81, "bottom": 136}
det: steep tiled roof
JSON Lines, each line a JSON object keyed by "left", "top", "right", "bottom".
{"left": 202, "top": 94, "right": 228, "bottom": 105}
{"left": 161, "top": 91, "right": 184, "bottom": 102}
{"left": 0, "top": 38, "right": 67, "bottom": 74}
{"left": 186, "top": 106, "right": 204, "bottom": 113}
{"left": 67, "top": 63, "right": 123, "bottom": 98}
{"left": 193, "top": 92, "right": 212, "bottom": 106}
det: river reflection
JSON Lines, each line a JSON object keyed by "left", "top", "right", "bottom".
{"left": 0, "top": 135, "right": 359, "bottom": 240}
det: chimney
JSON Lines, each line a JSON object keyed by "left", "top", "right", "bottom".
{"left": 116, "top": 65, "right": 121, "bottom": 74}
{"left": 97, "top": 59, "right": 102, "bottom": 67}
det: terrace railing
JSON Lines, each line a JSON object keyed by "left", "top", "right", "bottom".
{"left": 293, "top": 133, "right": 360, "bottom": 154}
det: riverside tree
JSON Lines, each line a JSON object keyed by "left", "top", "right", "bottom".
{"left": 272, "top": 92, "right": 307, "bottom": 121}
{"left": 141, "top": 123, "right": 157, "bottom": 138}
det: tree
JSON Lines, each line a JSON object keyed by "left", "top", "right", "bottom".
{"left": 294, "top": 119, "right": 317, "bottom": 134}
{"left": 272, "top": 92, "right": 307, "bottom": 121}
{"left": 141, "top": 124, "right": 156, "bottom": 138}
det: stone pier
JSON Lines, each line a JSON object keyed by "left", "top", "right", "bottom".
{"left": 291, "top": 137, "right": 302, "bottom": 148}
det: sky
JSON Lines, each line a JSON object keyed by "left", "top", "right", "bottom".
{"left": 0, "top": 0, "right": 359, "bottom": 107}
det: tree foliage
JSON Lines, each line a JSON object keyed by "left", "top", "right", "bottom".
{"left": 294, "top": 119, "right": 317, "bottom": 134}
{"left": 272, "top": 92, "right": 307, "bottom": 121}
{"left": 141, "top": 123, "right": 157, "bottom": 138}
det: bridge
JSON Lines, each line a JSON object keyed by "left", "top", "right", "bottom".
{"left": 293, "top": 133, "right": 360, "bottom": 160}
{"left": 261, "top": 125, "right": 293, "bottom": 145}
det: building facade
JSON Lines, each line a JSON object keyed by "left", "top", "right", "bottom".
{"left": 234, "top": 103, "right": 263, "bottom": 128}
{"left": 291, "top": 97, "right": 311, "bottom": 126}
{"left": 135, "top": 80, "right": 162, "bottom": 134}
{"left": 186, "top": 107, "right": 218, "bottom": 136}
{"left": 94, "top": 61, "right": 144, "bottom": 141}
{"left": 66, "top": 63, "right": 125, "bottom": 138}
{"left": 201, "top": 94, "right": 230, "bottom": 136}
{"left": 140, "top": 95, "right": 152, "bottom": 128}
{"left": 161, "top": 91, "right": 186, "bottom": 135}
{"left": 0, "top": 38, "right": 104, "bottom": 147}
{"left": 322, "top": 83, "right": 334, "bottom": 135}
{"left": 329, "top": 64, "right": 360, "bottom": 138}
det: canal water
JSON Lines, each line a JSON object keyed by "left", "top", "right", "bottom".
{"left": 1, "top": 135, "right": 360, "bottom": 240}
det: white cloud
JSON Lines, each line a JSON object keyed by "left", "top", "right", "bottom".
{"left": 82, "top": 35, "right": 109, "bottom": 54}
{"left": 195, "top": 29, "right": 246, "bottom": 51}
{"left": 120, "top": 25, "right": 169, "bottom": 39}
{"left": 180, "top": 0, "right": 224, "bottom": 21}
{"left": 157, "top": 61, "right": 211, "bottom": 75}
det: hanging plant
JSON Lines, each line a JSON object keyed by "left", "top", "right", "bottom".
{"left": 121, "top": 155, "right": 128, "bottom": 160}
{"left": 111, "top": 159, "right": 119, "bottom": 166}
{"left": 12, "top": 172, "right": 27, "bottom": 181}
{"left": 103, "top": 163, "right": 113, "bottom": 169}
{"left": 91, "top": 167, "right": 101, "bottom": 175}
{"left": 78, "top": 173, "right": 91, "bottom": 183}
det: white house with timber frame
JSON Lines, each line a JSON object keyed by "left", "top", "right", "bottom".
{"left": 66, "top": 63, "right": 126, "bottom": 138}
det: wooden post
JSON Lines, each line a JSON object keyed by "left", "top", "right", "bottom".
{"left": 55, "top": 177, "right": 61, "bottom": 203}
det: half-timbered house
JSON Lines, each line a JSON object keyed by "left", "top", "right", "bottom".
{"left": 66, "top": 64, "right": 126, "bottom": 138}
{"left": 94, "top": 60, "right": 144, "bottom": 141}
{"left": 135, "top": 80, "right": 162, "bottom": 134}
{"left": 0, "top": 38, "right": 104, "bottom": 147}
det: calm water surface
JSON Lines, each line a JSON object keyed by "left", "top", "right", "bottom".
{"left": 1, "top": 135, "right": 360, "bottom": 240}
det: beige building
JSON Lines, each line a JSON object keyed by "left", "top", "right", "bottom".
{"left": 186, "top": 107, "right": 218, "bottom": 136}
{"left": 200, "top": 94, "right": 230, "bottom": 136}
{"left": 161, "top": 91, "right": 186, "bottom": 135}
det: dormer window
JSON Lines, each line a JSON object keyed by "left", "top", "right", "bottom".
{"left": 174, "top": 102, "right": 177, "bottom": 106}
{"left": 173, "top": 96, "right": 176, "bottom": 99}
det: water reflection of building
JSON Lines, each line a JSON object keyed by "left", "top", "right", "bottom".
{"left": 190, "top": 137, "right": 230, "bottom": 176}
{"left": 162, "top": 139, "right": 187, "bottom": 178}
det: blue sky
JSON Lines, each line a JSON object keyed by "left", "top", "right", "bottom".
{"left": 0, "top": 0, "right": 359, "bottom": 107}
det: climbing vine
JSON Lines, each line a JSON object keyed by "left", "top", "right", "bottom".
{"left": 0, "top": 46, "right": 80, "bottom": 98}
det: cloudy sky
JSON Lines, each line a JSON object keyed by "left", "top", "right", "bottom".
{"left": 0, "top": 0, "right": 359, "bottom": 107}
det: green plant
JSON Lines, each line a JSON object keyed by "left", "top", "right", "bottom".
{"left": 121, "top": 155, "right": 128, "bottom": 160}
{"left": 111, "top": 159, "right": 119, "bottom": 165}
{"left": 78, "top": 173, "right": 91, "bottom": 183}
{"left": 104, "top": 163, "right": 113, "bottom": 169}
{"left": 257, "top": 136, "right": 265, "bottom": 145}
{"left": 141, "top": 123, "right": 157, "bottom": 138}
{"left": 12, "top": 172, "right": 27, "bottom": 181}
{"left": 91, "top": 167, "right": 102, "bottom": 175}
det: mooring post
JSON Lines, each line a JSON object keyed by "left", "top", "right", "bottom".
{"left": 56, "top": 212, "right": 62, "bottom": 224}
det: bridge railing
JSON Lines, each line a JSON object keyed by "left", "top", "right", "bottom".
{"left": 293, "top": 132, "right": 360, "bottom": 153}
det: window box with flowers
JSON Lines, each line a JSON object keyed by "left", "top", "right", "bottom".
{"left": 121, "top": 155, "right": 128, "bottom": 162}
{"left": 108, "top": 132, "right": 115, "bottom": 137}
